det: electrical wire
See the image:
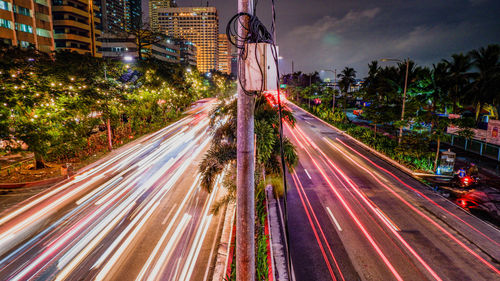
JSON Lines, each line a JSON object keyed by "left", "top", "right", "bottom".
{"left": 268, "top": 0, "right": 294, "bottom": 279}
{"left": 227, "top": 1, "right": 293, "bottom": 278}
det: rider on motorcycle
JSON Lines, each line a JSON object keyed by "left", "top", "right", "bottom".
{"left": 467, "top": 163, "right": 479, "bottom": 177}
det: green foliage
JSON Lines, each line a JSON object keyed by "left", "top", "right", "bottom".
{"left": 0, "top": 45, "right": 215, "bottom": 168}
{"left": 200, "top": 95, "right": 298, "bottom": 192}
{"left": 266, "top": 175, "right": 285, "bottom": 198}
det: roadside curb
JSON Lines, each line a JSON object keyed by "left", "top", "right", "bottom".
{"left": 0, "top": 173, "right": 74, "bottom": 189}
{"left": 266, "top": 185, "right": 289, "bottom": 281}
{"left": 212, "top": 200, "right": 235, "bottom": 281}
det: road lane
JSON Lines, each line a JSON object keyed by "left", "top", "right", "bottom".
{"left": 284, "top": 102, "right": 500, "bottom": 281}
{"left": 0, "top": 99, "right": 226, "bottom": 281}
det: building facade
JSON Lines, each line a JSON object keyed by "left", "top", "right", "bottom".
{"left": 94, "top": 0, "right": 141, "bottom": 34}
{"left": 149, "top": 0, "right": 174, "bottom": 32}
{"left": 157, "top": 6, "right": 218, "bottom": 73}
{"left": 0, "top": 0, "right": 54, "bottom": 53}
{"left": 100, "top": 34, "right": 180, "bottom": 64}
{"left": 217, "top": 33, "right": 230, "bottom": 74}
{"left": 52, "top": 0, "right": 101, "bottom": 57}
{"left": 175, "top": 39, "right": 196, "bottom": 66}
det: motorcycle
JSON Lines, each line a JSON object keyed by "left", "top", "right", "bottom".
{"left": 451, "top": 174, "right": 480, "bottom": 189}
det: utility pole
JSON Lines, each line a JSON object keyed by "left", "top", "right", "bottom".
{"left": 236, "top": 0, "right": 255, "bottom": 280}
{"left": 333, "top": 68, "right": 337, "bottom": 113}
{"left": 103, "top": 64, "right": 113, "bottom": 151}
{"left": 380, "top": 58, "right": 410, "bottom": 145}
{"left": 399, "top": 59, "right": 409, "bottom": 145}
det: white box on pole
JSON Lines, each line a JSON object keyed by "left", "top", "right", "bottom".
{"left": 243, "top": 43, "right": 278, "bottom": 91}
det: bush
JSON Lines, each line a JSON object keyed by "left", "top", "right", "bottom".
{"left": 266, "top": 175, "right": 284, "bottom": 198}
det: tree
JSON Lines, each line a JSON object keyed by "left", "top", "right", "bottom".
{"left": 443, "top": 53, "right": 472, "bottom": 113}
{"left": 337, "top": 67, "right": 357, "bottom": 119}
{"left": 122, "top": 18, "right": 166, "bottom": 60}
{"left": 199, "top": 95, "right": 297, "bottom": 195}
{"left": 469, "top": 44, "right": 500, "bottom": 119}
{"left": 417, "top": 63, "right": 451, "bottom": 171}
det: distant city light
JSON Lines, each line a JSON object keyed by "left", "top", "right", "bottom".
{"left": 123, "top": 56, "right": 133, "bottom": 62}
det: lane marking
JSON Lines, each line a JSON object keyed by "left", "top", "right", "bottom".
{"left": 304, "top": 169, "right": 312, "bottom": 180}
{"left": 326, "top": 207, "right": 342, "bottom": 232}
{"left": 374, "top": 208, "right": 400, "bottom": 232}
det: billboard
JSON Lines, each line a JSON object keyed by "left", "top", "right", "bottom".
{"left": 447, "top": 119, "right": 500, "bottom": 146}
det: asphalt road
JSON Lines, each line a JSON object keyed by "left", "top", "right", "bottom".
{"left": 0, "top": 99, "right": 226, "bottom": 281}
{"left": 284, "top": 102, "right": 500, "bottom": 281}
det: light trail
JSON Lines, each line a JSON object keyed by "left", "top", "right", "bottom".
{"left": 135, "top": 174, "right": 202, "bottom": 281}
{"left": 177, "top": 170, "right": 224, "bottom": 281}
{"left": 0, "top": 101, "right": 219, "bottom": 280}
{"left": 286, "top": 122, "right": 404, "bottom": 281}
{"left": 336, "top": 138, "right": 500, "bottom": 248}
{"left": 294, "top": 124, "right": 443, "bottom": 281}
{"left": 291, "top": 172, "right": 342, "bottom": 281}
{"left": 325, "top": 137, "right": 500, "bottom": 276}
{"left": 94, "top": 135, "right": 212, "bottom": 279}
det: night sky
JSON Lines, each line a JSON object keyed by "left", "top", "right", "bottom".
{"left": 149, "top": 0, "right": 500, "bottom": 78}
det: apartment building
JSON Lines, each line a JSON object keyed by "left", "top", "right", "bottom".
{"left": 0, "top": 0, "right": 55, "bottom": 53}
{"left": 52, "top": 0, "right": 101, "bottom": 57}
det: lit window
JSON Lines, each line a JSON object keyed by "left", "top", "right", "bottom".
{"left": 15, "top": 23, "right": 33, "bottom": 33}
{"left": 0, "top": 0, "right": 10, "bottom": 11}
{"left": 36, "top": 28, "right": 51, "bottom": 37}
{"left": 0, "top": 18, "right": 11, "bottom": 29}
{"left": 13, "top": 5, "right": 31, "bottom": 16}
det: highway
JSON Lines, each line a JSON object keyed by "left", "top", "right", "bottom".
{"left": 0, "top": 99, "right": 226, "bottom": 281}
{"left": 284, "top": 102, "right": 500, "bottom": 281}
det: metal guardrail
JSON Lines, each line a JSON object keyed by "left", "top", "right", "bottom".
{"left": 448, "top": 134, "right": 500, "bottom": 162}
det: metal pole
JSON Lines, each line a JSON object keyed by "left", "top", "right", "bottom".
{"left": 309, "top": 75, "right": 312, "bottom": 110}
{"left": 399, "top": 59, "right": 409, "bottom": 145}
{"left": 236, "top": 0, "right": 255, "bottom": 280}
{"left": 333, "top": 69, "right": 337, "bottom": 113}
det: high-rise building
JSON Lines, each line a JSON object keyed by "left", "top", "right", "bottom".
{"left": 52, "top": 0, "right": 102, "bottom": 57}
{"left": 217, "top": 33, "right": 230, "bottom": 74}
{"left": 157, "top": 6, "right": 218, "bottom": 73}
{"left": 95, "top": 0, "right": 141, "bottom": 34}
{"left": 124, "top": 0, "right": 140, "bottom": 29}
{"left": 175, "top": 40, "right": 196, "bottom": 66}
{"left": 230, "top": 38, "right": 238, "bottom": 77}
{"left": 149, "top": 0, "right": 174, "bottom": 31}
{"left": 0, "top": 0, "right": 55, "bottom": 53}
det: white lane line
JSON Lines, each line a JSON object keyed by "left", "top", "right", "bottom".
{"left": 162, "top": 203, "right": 178, "bottom": 225}
{"left": 305, "top": 121, "right": 313, "bottom": 125}
{"left": 304, "top": 169, "right": 312, "bottom": 180}
{"left": 374, "top": 208, "right": 400, "bottom": 232}
{"left": 326, "top": 207, "right": 342, "bottom": 232}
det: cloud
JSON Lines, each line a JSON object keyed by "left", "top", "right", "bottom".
{"left": 279, "top": 5, "right": 498, "bottom": 77}
{"left": 289, "top": 8, "right": 381, "bottom": 40}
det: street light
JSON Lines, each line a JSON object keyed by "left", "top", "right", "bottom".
{"left": 321, "top": 69, "right": 337, "bottom": 113}
{"left": 380, "top": 58, "right": 410, "bottom": 145}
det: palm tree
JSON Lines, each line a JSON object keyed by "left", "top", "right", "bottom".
{"left": 469, "top": 44, "right": 500, "bottom": 119}
{"left": 199, "top": 96, "right": 297, "bottom": 195}
{"left": 443, "top": 53, "right": 472, "bottom": 113}
{"left": 337, "top": 67, "right": 357, "bottom": 119}
{"left": 419, "top": 63, "right": 451, "bottom": 171}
